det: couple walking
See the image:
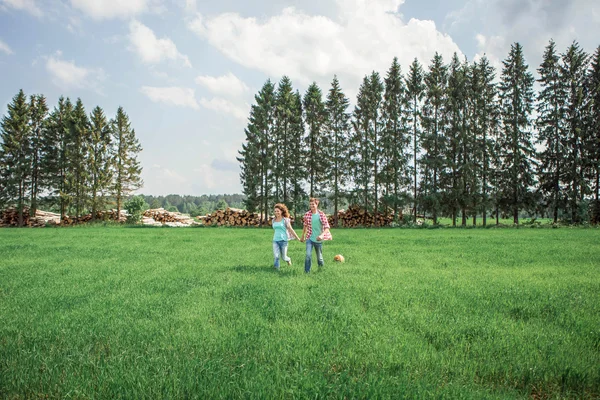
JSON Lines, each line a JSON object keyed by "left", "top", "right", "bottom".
{"left": 272, "top": 198, "right": 332, "bottom": 273}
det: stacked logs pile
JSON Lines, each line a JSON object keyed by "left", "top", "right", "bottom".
{"left": 329, "top": 205, "right": 395, "bottom": 227}
{"left": 143, "top": 208, "right": 199, "bottom": 227}
{"left": 201, "top": 207, "right": 265, "bottom": 227}
{"left": 61, "top": 210, "right": 128, "bottom": 225}
{"left": 1, "top": 208, "right": 62, "bottom": 227}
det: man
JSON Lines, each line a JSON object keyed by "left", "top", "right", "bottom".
{"left": 301, "top": 198, "right": 332, "bottom": 273}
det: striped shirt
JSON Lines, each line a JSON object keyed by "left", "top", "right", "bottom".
{"left": 303, "top": 210, "right": 332, "bottom": 241}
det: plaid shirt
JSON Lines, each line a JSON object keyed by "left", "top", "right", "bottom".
{"left": 303, "top": 210, "right": 332, "bottom": 241}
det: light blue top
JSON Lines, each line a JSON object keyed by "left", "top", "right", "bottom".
{"left": 310, "top": 213, "right": 322, "bottom": 243}
{"left": 272, "top": 218, "right": 289, "bottom": 242}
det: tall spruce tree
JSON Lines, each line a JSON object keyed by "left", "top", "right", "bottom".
{"left": 288, "top": 90, "right": 306, "bottom": 219}
{"left": 0, "top": 89, "right": 31, "bottom": 226}
{"left": 459, "top": 58, "right": 477, "bottom": 226}
{"left": 588, "top": 46, "right": 600, "bottom": 224}
{"left": 405, "top": 58, "right": 425, "bottom": 222}
{"left": 350, "top": 76, "right": 373, "bottom": 210}
{"left": 444, "top": 54, "right": 467, "bottom": 226}
{"left": 66, "top": 98, "right": 91, "bottom": 219}
{"left": 498, "top": 42, "right": 536, "bottom": 224}
{"left": 366, "top": 71, "right": 385, "bottom": 217}
{"left": 89, "top": 106, "right": 113, "bottom": 220}
{"left": 324, "top": 75, "right": 351, "bottom": 225}
{"left": 237, "top": 111, "right": 261, "bottom": 213}
{"left": 43, "top": 97, "right": 73, "bottom": 222}
{"left": 111, "top": 106, "right": 143, "bottom": 220}
{"left": 473, "top": 56, "right": 500, "bottom": 226}
{"left": 421, "top": 53, "right": 447, "bottom": 224}
{"left": 381, "top": 57, "right": 410, "bottom": 221}
{"left": 303, "top": 82, "right": 327, "bottom": 197}
{"left": 28, "top": 94, "right": 49, "bottom": 216}
{"left": 561, "top": 41, "right": 590, "bottom": 223}
{"left": 536, "top": 39, "right": 567, "bottom": 223}
{"left": 273, "top": 76, "right": 295, "bottom": 203}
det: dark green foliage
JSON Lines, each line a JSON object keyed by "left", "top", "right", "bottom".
{"left": 406, "top": 58, "right": 425, "bottom": 222}
{"left": 588, "top": 46, "right": 600, "bottom": 223}
{"left": 0, "top": 89, "right": 31, "bottom": 226}
{"left": 28, "top": 94, "right": 48, "bottom": 216}
{"left": 303, "top": 82, "right": 327, "bottom": 197}
{"left": 89, "top": 106, "right": 113, "bottom": 220}
{"left": 125, "top": 195, "right": 147, "bottom": 224}
{"left": 498, "top": 42, "right": 537, "bottom": 224}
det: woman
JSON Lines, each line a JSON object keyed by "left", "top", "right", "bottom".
{"left": 272, "top": 203, "right": 300, "bottom": 270}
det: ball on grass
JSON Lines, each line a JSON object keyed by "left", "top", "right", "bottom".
{"left": 333, "top": 254, "right": 345, "bottom": 263}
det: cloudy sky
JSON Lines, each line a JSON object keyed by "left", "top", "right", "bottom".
{"left": 1, "top": 0, "right": 598, "bottom": 196}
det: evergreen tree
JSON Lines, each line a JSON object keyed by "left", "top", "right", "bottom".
{"left": 459, "top": 58, "right": 477, "bottom": 226}
{"left": 366, "top": 71, "right": 385, "bottom": 217}
{"left": 288, "top": 90, "right": 306, "bottom": 219}
{"left": 28, "top": 94, "right": 49, "bottom": 217}
{"left": 111, "top": 106, "right": 143, "bottom": 220}
{"left": 381, "top": 57, "right": 410, "bottom": 221}
{"left": 43, "top": 97, "right": 73, "bottom": 222}
{"left": 420, "top": 53, "right": 447, "bottom": 224}
{"left": 406, "top": 58, "right": 425, "bottom": 222}
{"left": 561, "top": 41, "right": 590, "bottom": 223}
{"left": 443, "top": 54, "right": 467, "bottom": 226}
{"left": 89, "top": 106, "right": 113, "bottom": 220}
{"left": 303, "top": 82, "right": 327, "bottom": 197}
{"left": 350, "top": 76, "right": 373, "bottom": 210}
{"left": 66, "top": 99, "right": 91, "bottom": 219}
{"left": 588, "top": 46, "right": 600, "bottom": 224}
{"left": 237, "top": 124, "right": 260, "bottom": 213}
{"left": 498, "top": 42, "right": 536, "bottom": 224}
{"left": 273, "top": 76, "right": 296, "bottom": 203}
{"left": 324, "top": 75, "right": 351, "bottom": 225}
{"left": 473, "top": 56, "right": 500, "bottom": 226}
{"left": 536, "top": 39, "right": 567, "bottom": 223}
{"left": 0, "top": 89, "right": 31, "bottom": 226}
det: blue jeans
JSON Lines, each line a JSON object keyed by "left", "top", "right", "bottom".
{"left": 304, "top": 240, "right": 323, "bottom": 273}
{"left": 273, "top": 240, "right": 290, "bottom": 269}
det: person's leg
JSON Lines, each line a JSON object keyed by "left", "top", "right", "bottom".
{"left": 273, "top": 241, "right": 281, "bottom": 270}
{"left": 281, "top": 241, "right": 291, "bottom": 265}
{"left": 314, "top": 242, "right": 324, "bottom": 267}
{"left": 304, "top": 240, "right": 314, "bottom": 273}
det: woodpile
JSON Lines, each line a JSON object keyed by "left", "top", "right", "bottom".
{"left": 330, "top": 205, "right": 395, "bottom": 227}
{"left": 201, "top": 207, "right": 267, "bottom": 227}
{"left": 143, "top": 208, "right": 199, "bottom": 227}
{"left": 61, "top": 210, "right": 127, "bottom": 225}
{"left": 1, "top": 208, "right": 61, "bottom": 227}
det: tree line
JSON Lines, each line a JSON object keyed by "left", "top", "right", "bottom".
{"left": 141, "top": 194, "right": 246, "bottom": 216}
{"left": 238, "top": 40, "right": 600, "bottom": 226}
{"left": 0, "top": 90, "right": 143, "bottom": 226}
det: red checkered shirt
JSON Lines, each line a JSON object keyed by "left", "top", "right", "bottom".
{"left": 303, "top": 210, "right": 332, "bottom": 241}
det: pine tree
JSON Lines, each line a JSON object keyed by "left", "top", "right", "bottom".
{"left": 473, "top": 56, "right": 500, "bottom": 226}
{"left": 350, "top": 76, "right": 372, "bottom": 210}
{"left": 366, "top": 71, "right": 385, "bottom": 217}
{"left": 0, "top": 89, "right": 31, "bottom": 226}
{"left": 561, "top": 41, "right": 590, "bottom": 223}
{"left": 111, "top": 106, "right": 143, "bottom": 220}
{"left": 444, "top": 54, "right": 467, "bottom": 226}
{"left": 273, "top": 76, "right": 296, "bottom": 204}
{"left": 89, "top": 106, "right": 113, "bottom": 220}
{"left": 536, "top": 39, "right": 567, "bottom": 223}
{"left": 498, "top": 42, "right": 536, "bottom": 224}
{"left": 43, "top": 97, "right": 73, "bottom": 222}
{"left": 324, "top": 75, "right": 351, "bottom": 226}
{"left": 381, "top": 58, "right": 410, "bottom": 221}
{"left": 237, "top": 119, "right": 260, "bottom": 213}
{"left": 421, "top": 53, "right": 447, "bottom": 224}
{"left": 459, "top": 58, "right": 477, "bottom": 226}
{"left": 66, "top": 98, "right": 91, "bottom": 219}
{"left": 588, "top": 46, "right": 600, "bottom": 224}
{"left": 303, "top": 82, "right": 327, "bottom": 197}
{"left": 406, "top": 58, "right": 425, "bottom": 222}
{"left": 288, "top": 90, "right": 306, "bottom": 219}
{"left": 28, "top": 94, "right": 49, "bottom": 216}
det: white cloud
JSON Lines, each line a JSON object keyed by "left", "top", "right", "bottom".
{"left": 1, "top": 0, "right": 43, "bottom": 17}
{"left": 140, "top": 86, "right": 200, "bottom": 109}
{"left": 0, "top": 38, "right": 13, "bottom": 55}
{"left": 195, "top": 72, "right": 249, "bottom": 98}
{"left": 70, "top": 0, "right": 147, "bottom": 19}
{"left": 187, "top": 0, "right": 462, "bottom": 91}
{"left": 199, "top": 97, "right": 249, "bottom": 121}
{"left": 45, "top": 52, "right": 106, "bottom": 93}
{"left": 129, "top": 19, "right": 192, "bottom": 67}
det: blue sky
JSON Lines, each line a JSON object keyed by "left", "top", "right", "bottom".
{"left": 1, "top": 0, "right": 598, "bottom": 196}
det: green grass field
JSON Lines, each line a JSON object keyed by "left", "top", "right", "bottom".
{"left": 1, "top": 226, "right": 599, "bottom": 399}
